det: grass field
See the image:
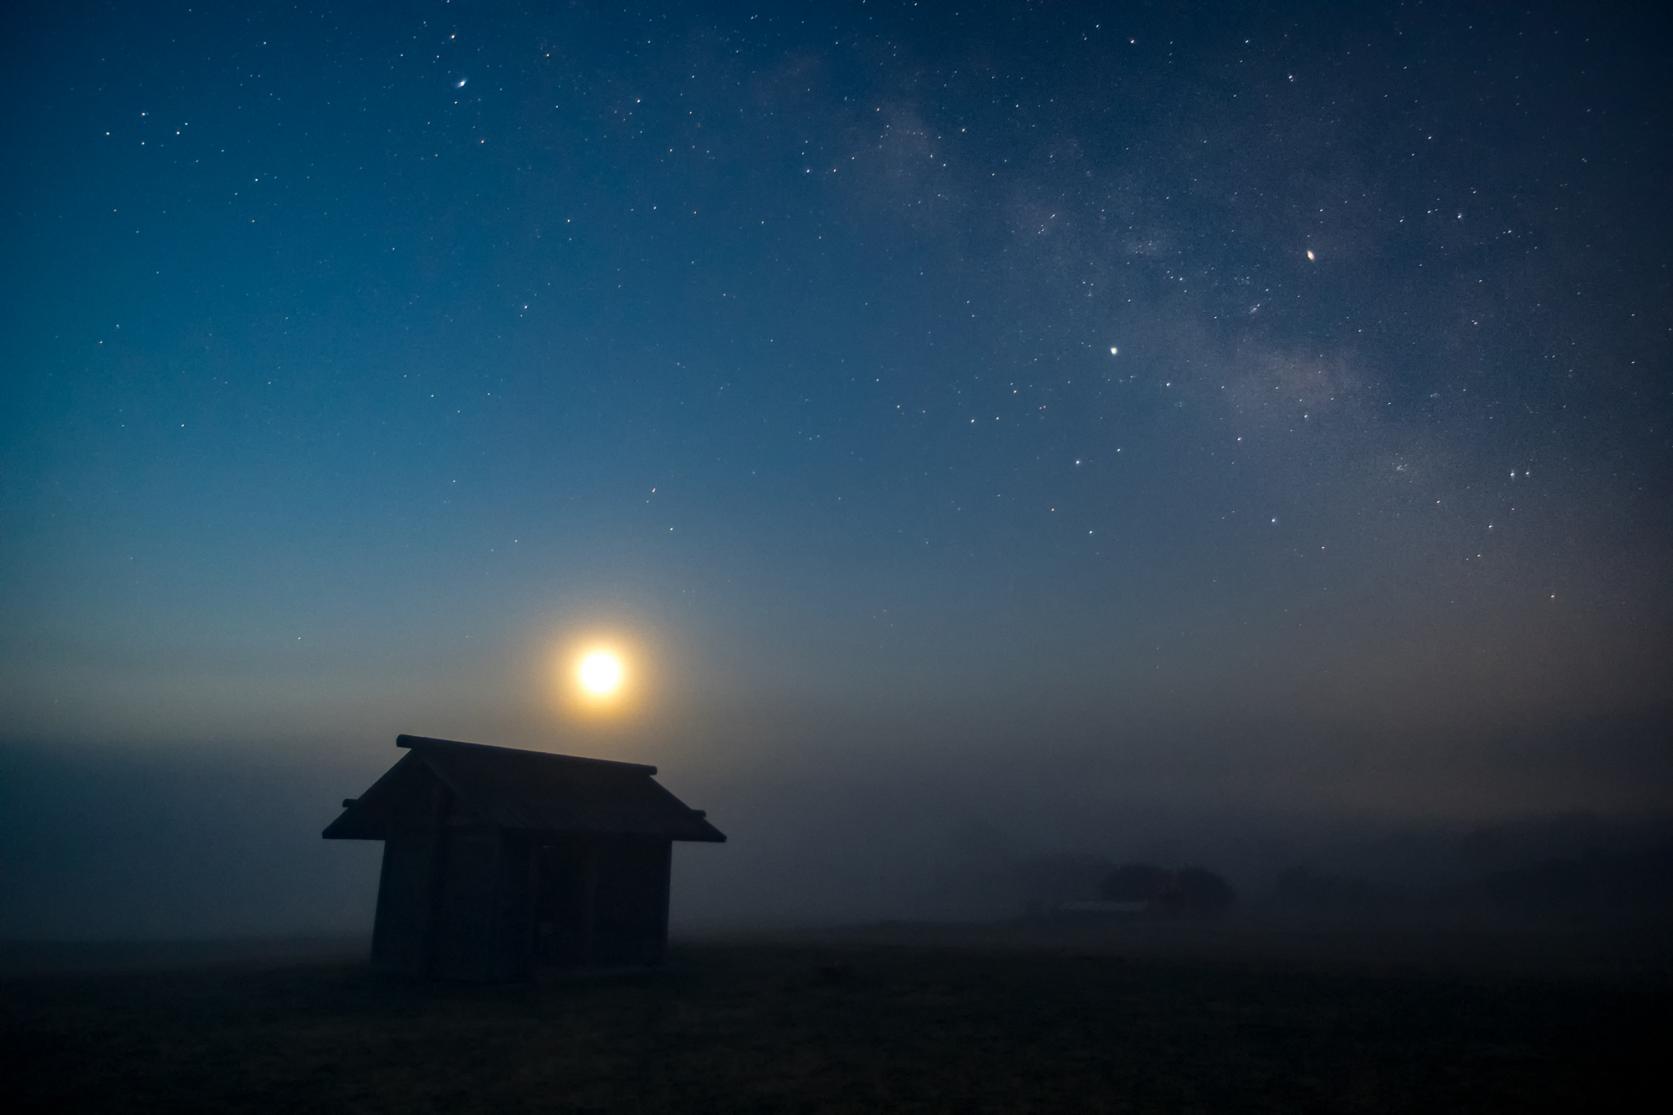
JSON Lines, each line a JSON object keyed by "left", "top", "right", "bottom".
{"left": 3, "top": 931, "right": 1666, "bottom": 1113}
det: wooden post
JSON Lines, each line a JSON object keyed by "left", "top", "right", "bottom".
{"left": 370, "top": 840, "right": 393, "bottom": 966}
{"left": 654, "top": 840, "right": 672, "bottom": 964}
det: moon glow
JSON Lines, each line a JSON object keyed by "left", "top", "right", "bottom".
{"left": 576, "top": 649, "right": 626, "bottom": 699}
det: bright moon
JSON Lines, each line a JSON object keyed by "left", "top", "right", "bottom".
{"left": 576, "top": 649, "right": 625, "bottom": 698}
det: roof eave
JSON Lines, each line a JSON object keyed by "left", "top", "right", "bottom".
{"left": 321, "top": 811, "right": 382, "bottom": 840}
{"left": 396, "top": 733, "right": 658, "bottom": 774}
{"left": 682, "top": 820, "right": 728, "bottom": 843}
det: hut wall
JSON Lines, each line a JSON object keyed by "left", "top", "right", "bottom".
{"left": 431, "top": 828, "right": 506, "bottom": 981}
{"left": 368, "top": 762, "right": 453, "bottom": 975}
{"left": 371, "top": 832, "right": 438, "bottom": 973}
{"left": 532, "top": 836, "right": 590, "bottom": 967}
{"left": 373, "top": 824, "right": 674, "bottom": 978}
{"left": 591, "top": 838, "right": 672, "bottom": 965}
{"left": 371, "top": 828, "right": 539, "bottom": 982}
{"left": 526, "top": 836, "right": 672, "bottom": 969}
{"left": 493, "top": 832, "right": 537, "bottom": 980}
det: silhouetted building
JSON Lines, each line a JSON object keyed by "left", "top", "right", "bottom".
{"left": 324, "top": 734, "right": 725, "bottom": 981}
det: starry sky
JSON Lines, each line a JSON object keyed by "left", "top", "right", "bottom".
{"left": 3, "top": 2, "right": 1671, "bottom": 931}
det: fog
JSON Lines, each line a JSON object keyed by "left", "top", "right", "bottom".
{"left": 6, "top": 694, "right": 1670, "bottom": 941}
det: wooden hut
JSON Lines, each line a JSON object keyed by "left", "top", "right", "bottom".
{"left": 323, "top": 734, "right": 725, "bottom": 981}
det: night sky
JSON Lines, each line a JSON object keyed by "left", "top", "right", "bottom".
{"left": 4, "top": 2, "right": 1670, "bottom": 933}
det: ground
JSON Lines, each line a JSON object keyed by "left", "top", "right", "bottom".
{"left": 2, "top": 928, "right": 1666, "bottom": 1113}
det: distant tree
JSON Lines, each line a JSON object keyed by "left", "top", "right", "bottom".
{"left": 1099, "top": 862, "right": 1170, "bottom": 903}
{"left": 1014, "top": 851, "right": 1115, "bottom": 904}
{"left": 1098, "top": 863, "right": 1235, "bottom": 916}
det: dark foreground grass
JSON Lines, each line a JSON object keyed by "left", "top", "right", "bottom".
{"left": 2, "top": 939, "right": 1665, "bottom": 1113}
